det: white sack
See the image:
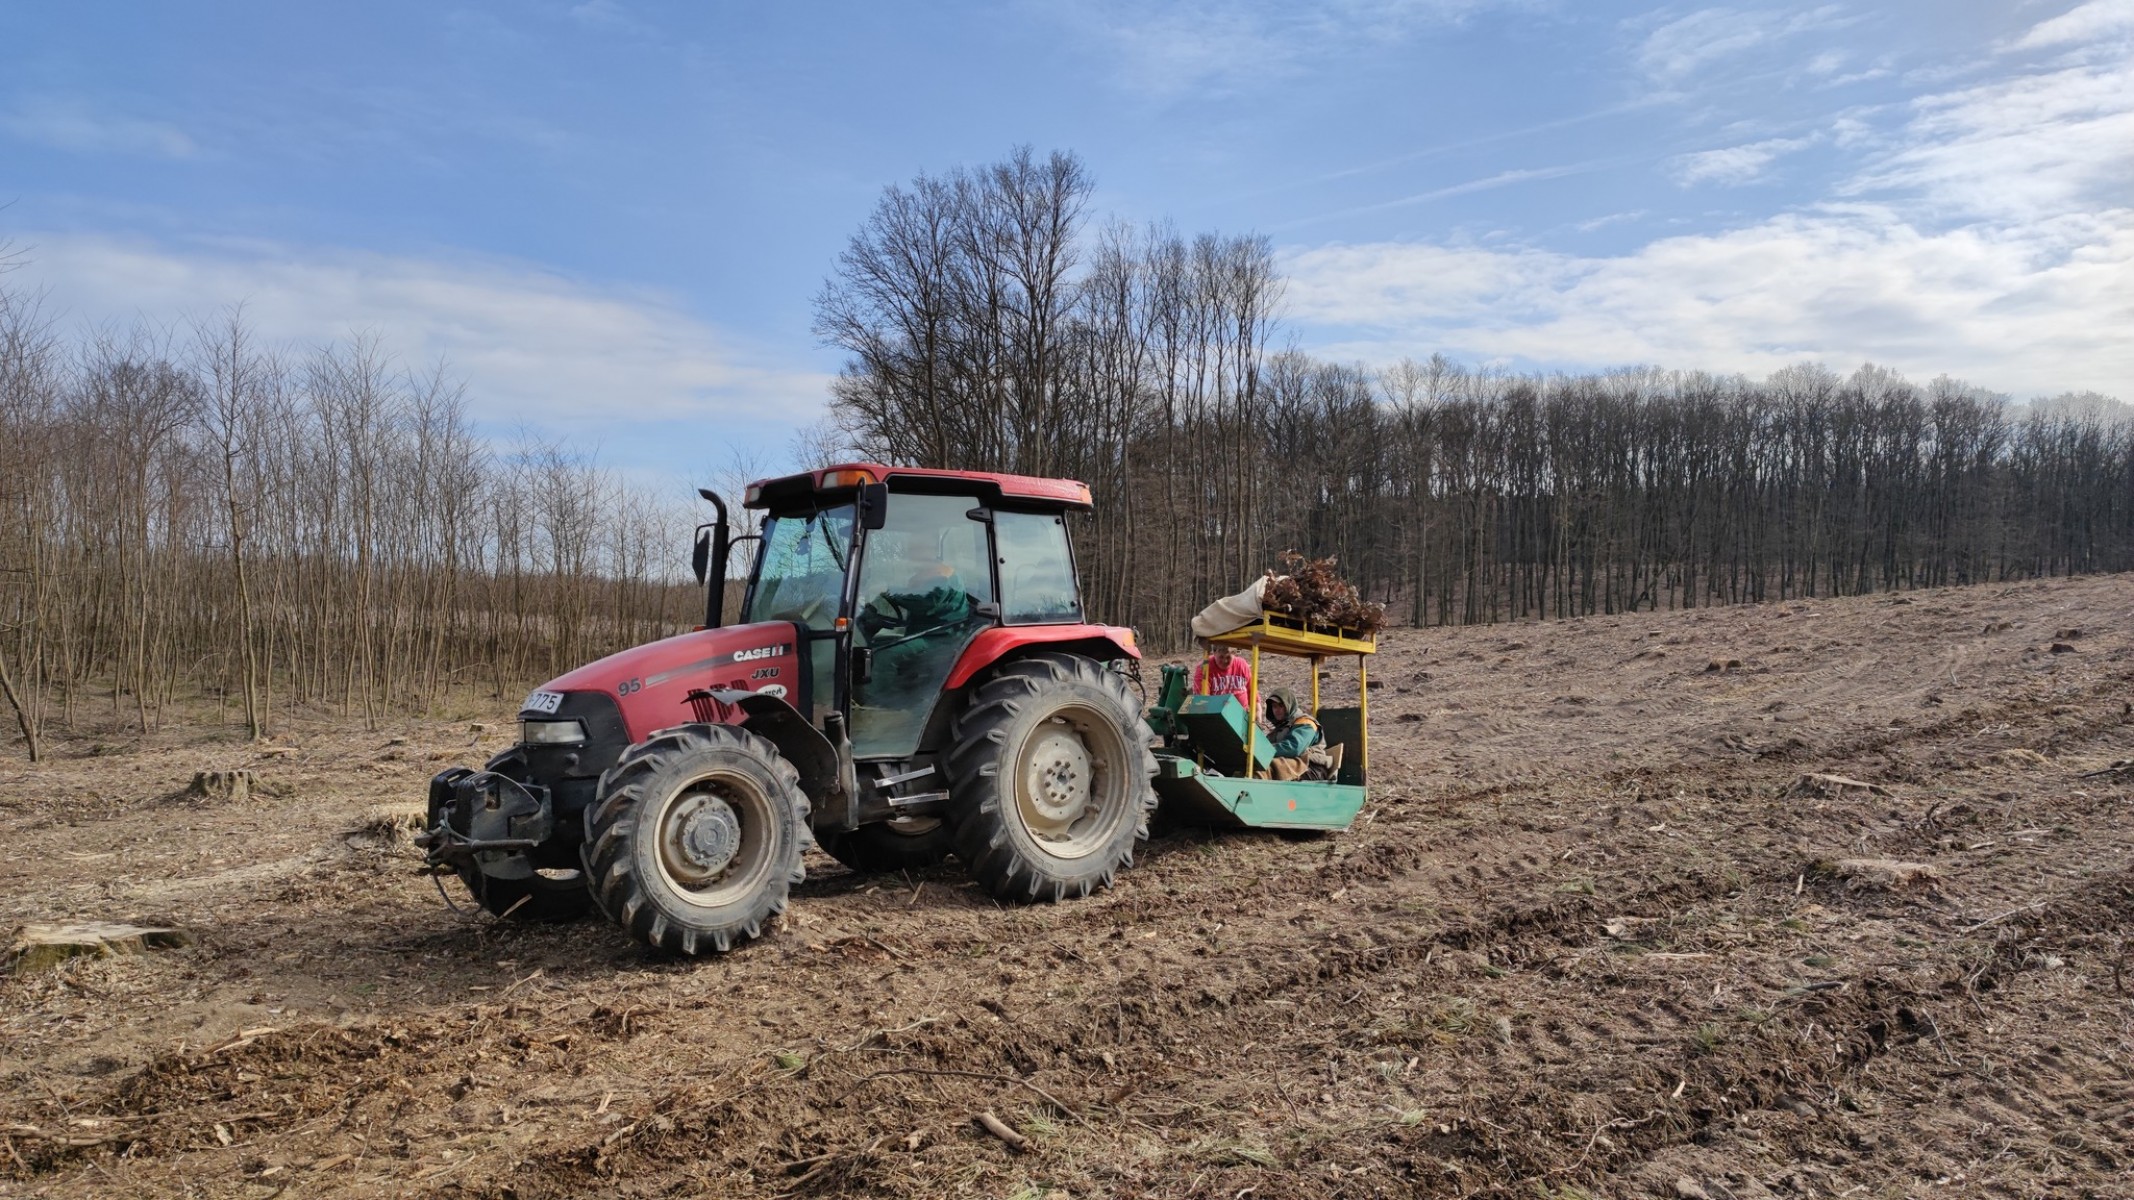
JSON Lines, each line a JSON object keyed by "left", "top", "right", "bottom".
{"left": 1190, "top": 576, "right": 1271, "bottom": 639}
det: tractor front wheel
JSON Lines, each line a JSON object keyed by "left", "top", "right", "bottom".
{"left": 945, "top": 652, "right": 1157, "bottom": 902}
{"left": 585, "top": 724, "right": 809, "bottom": 955}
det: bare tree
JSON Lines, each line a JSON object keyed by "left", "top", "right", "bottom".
{"left": 193, "top": 306, "right": 273, "bottom": 738}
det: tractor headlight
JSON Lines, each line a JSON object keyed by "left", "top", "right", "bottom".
{"left": 520, "top": 719, "right": 588, "bottom": 746}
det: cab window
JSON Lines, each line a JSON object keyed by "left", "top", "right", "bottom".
{"left": 996, "top": 511, "right": 1081, "bottom": 624}
{"left": 744, "top": 505, "right": 854, "bottom": 630}
{"left": 852, "top": 494, "right": 995, "bottom": 639}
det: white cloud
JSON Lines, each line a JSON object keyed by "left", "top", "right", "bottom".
{"left": 1804, "top": 49, "right": 1846, "bottom": 76}
{"left": 1282, "top": 9, "right": 2134, "bottom": 401}
{"left": 1284, "top": 163, "right": 1594, "bottom": 228}
{"left": 1575, "top": 210, "right": 1647, "bottom": 232}
{"left": 1634, "top": 5, "right": 1849, "bottom": 83}
{"left": 2014, "top": 0, "right": 2134, "bottom": 51}
{"left": 1844, "top": 49, "right": 2134, "bottom": 220}
{"left": 1038, "top": 0, "right": 1529, "bottom": 97}
{"left": 1669, "top": 135, "right": 1815, "bottom": 186}
{"left": 1, "top": 99, "right": 197, "bottom": 159}
{"left": 6, "top": 234, "right": 831, "bottom": 439}
{"left": 1286, "top": 209, "right": 2134, "bottom": 398}
{"left": 1827, "top": 112, "right": 1879, "bottom": 147}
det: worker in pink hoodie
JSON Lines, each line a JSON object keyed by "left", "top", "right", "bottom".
{"left": 1193, "top": 641, "right": 1253, "bottom": 708}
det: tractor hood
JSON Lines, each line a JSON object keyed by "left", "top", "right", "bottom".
{"left": 524, "top": 621, "right": 806, "bottom": 742}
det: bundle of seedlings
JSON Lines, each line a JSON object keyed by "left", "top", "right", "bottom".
{"left": 1262, "top": 550, "right": 1387, "bottom": 635}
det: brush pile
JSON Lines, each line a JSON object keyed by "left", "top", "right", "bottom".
{"left": 1262, "top": 551, "right": 1386, "bottom": 635}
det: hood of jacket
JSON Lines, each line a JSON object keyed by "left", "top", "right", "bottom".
{"left": 1266, "top": 686, "right": 1313, "bottom": 724}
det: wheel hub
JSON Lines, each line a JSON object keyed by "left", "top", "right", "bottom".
{"left": 1023, "top": 725, "right": 1093, "bottom": 824}
{"left": 669, "top": 793, "right": 742, "bottom": 879}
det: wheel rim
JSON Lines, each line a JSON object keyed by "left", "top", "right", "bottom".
{"left": 1011, "top": 703, "right": 1126, "bottom": 859}
{"left": 652, "top": 770, "right": 777, "bottom": 908}
{"left": 882, "top": 815, "right": 942, "bottom": 837}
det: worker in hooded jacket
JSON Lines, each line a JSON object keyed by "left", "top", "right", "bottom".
{"left": 1263, "top": 687, "right": 1321, "bottom": 781}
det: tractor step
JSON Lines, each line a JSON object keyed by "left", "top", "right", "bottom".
{"left": 874, "top": 763, "right": 938, "bottom": 787}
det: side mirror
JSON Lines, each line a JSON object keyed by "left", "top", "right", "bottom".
{"left": 856, "top": 482, "right": 890, "bottom": 530}
{"left": 690, "top": 525, "right": 712, "bottom": 585}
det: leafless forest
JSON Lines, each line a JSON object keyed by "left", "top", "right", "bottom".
{"left": 3, "top": 149, "right": 2129, "bottom": 762}
{"left": 0, "top": 285, "right": 699, "bottom": 761}
{"left": 815, "top": 148, "right": 2134, "bottom": 645}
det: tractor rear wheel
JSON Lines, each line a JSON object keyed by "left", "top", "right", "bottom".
{"left": 458, "top": 868, "right": 594, "bottom": 922}
{"left": 945, "top": 652, "right": 1157, "bottom": 902}
{"left": 817, "top": 817, "right": 954, "bottom": 874}
{"left": 585, "top": 724, "right": 809, "bottom": 955}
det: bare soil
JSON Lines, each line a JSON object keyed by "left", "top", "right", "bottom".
{"left": 4, "top": 574, "right": 2133, "bottom": 1199}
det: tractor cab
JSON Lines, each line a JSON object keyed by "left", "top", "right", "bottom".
{"left": 730, "top": 467, "right": 1089, "bottom": 762}
{"left": 1143, "top": 610, "right": 1374, "bottom": 831}
{"left": 666, "top": 464, "right": 1147, "bottom": 878}
{"left": 721, "top": 463, "right": 1126, "bottom": 744}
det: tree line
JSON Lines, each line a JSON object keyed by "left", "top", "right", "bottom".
{"left": 814, "top": 148, "right": 2134, "bottom": 648}
{"left": 0, "top": 285, "right": 700, "bottom": 760}
{"left": 5, "top": 144, "right": 2129, "bottom": 761}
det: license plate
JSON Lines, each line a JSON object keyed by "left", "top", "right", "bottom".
{"left": 522, "top": 690, "right": 565, "bottom": 715}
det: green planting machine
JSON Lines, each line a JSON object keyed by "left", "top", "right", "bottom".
{"left": 1144, "top": 611, "right": 1374, "bottom": 831}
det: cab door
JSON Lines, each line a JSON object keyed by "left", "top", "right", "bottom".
{"left": 740, "top": 504, "right": 856, "bottom": 726}
{"left": 848, "top": 493, "right": 996, "bottom": 759}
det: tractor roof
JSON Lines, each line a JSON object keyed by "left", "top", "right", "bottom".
{"left": 744, "top": 462, "right": 1093, "bottom": 511}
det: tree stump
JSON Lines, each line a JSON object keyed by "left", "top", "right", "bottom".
{"left": 350, "top": 803, "right": 428, "bottom": 848}
{"left": 187, "top": 769, "right": 259, "bottom": 803}
{"left": 7, "top": 922, "right": 193, "bottom": 973}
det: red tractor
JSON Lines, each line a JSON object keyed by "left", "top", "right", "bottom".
{"left": 420, "top": 464, "right": 1157, "bottom": 955}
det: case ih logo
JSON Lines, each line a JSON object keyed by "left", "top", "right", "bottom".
{"left": 645, "top": 642, "right": 796, "bottom": 688}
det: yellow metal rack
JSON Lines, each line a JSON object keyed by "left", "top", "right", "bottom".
{"left": 1203, "top": 611, "right": 1376, "bottom": 781}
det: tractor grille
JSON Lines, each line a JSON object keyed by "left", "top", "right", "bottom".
{"left": 516, "top": 689, "right": 629, "bottom": 835}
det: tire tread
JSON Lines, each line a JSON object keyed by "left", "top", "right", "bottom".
{"left": 946, "top": 652, "right": 1157, "bottom": 904}
{"left": 584, "top": 723, "right": 808, "bottom": 955}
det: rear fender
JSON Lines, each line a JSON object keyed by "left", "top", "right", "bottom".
{"left": 944, "top": 624, "right": 1141, "bottom": 689}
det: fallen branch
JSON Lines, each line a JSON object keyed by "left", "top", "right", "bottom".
{"left": 206, "top": 1026, "right": 284, "bottom": 1057}
{"left": 1960, "top": 900, "right": 2049, "bottom": 934}
{"left": 841, "top": 1067, "right": 1088, "bottom": 1126}
{"left": 779, "top": 1133, "right": 890, "bottom": 1191}
{"left": 1789, "top": 772, "right": 1891, "bottom": 797}
{"left": 2, "top": 1123, "right": 133, "bottom": 1149}
{"left": 972, "top": 1111, "right": 1027, "bottom": 1152}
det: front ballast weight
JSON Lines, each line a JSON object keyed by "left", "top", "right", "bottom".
{"left": 421, "top": 768, "right": 552, "bottom": 872}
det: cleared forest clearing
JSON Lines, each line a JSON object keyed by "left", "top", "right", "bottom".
{"left": 4, "top": 573, "right": 2133, "bottom": 1198}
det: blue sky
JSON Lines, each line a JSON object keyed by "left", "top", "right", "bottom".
{"left": 4, "top": 0, "right": 2130, "bottom": 480}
